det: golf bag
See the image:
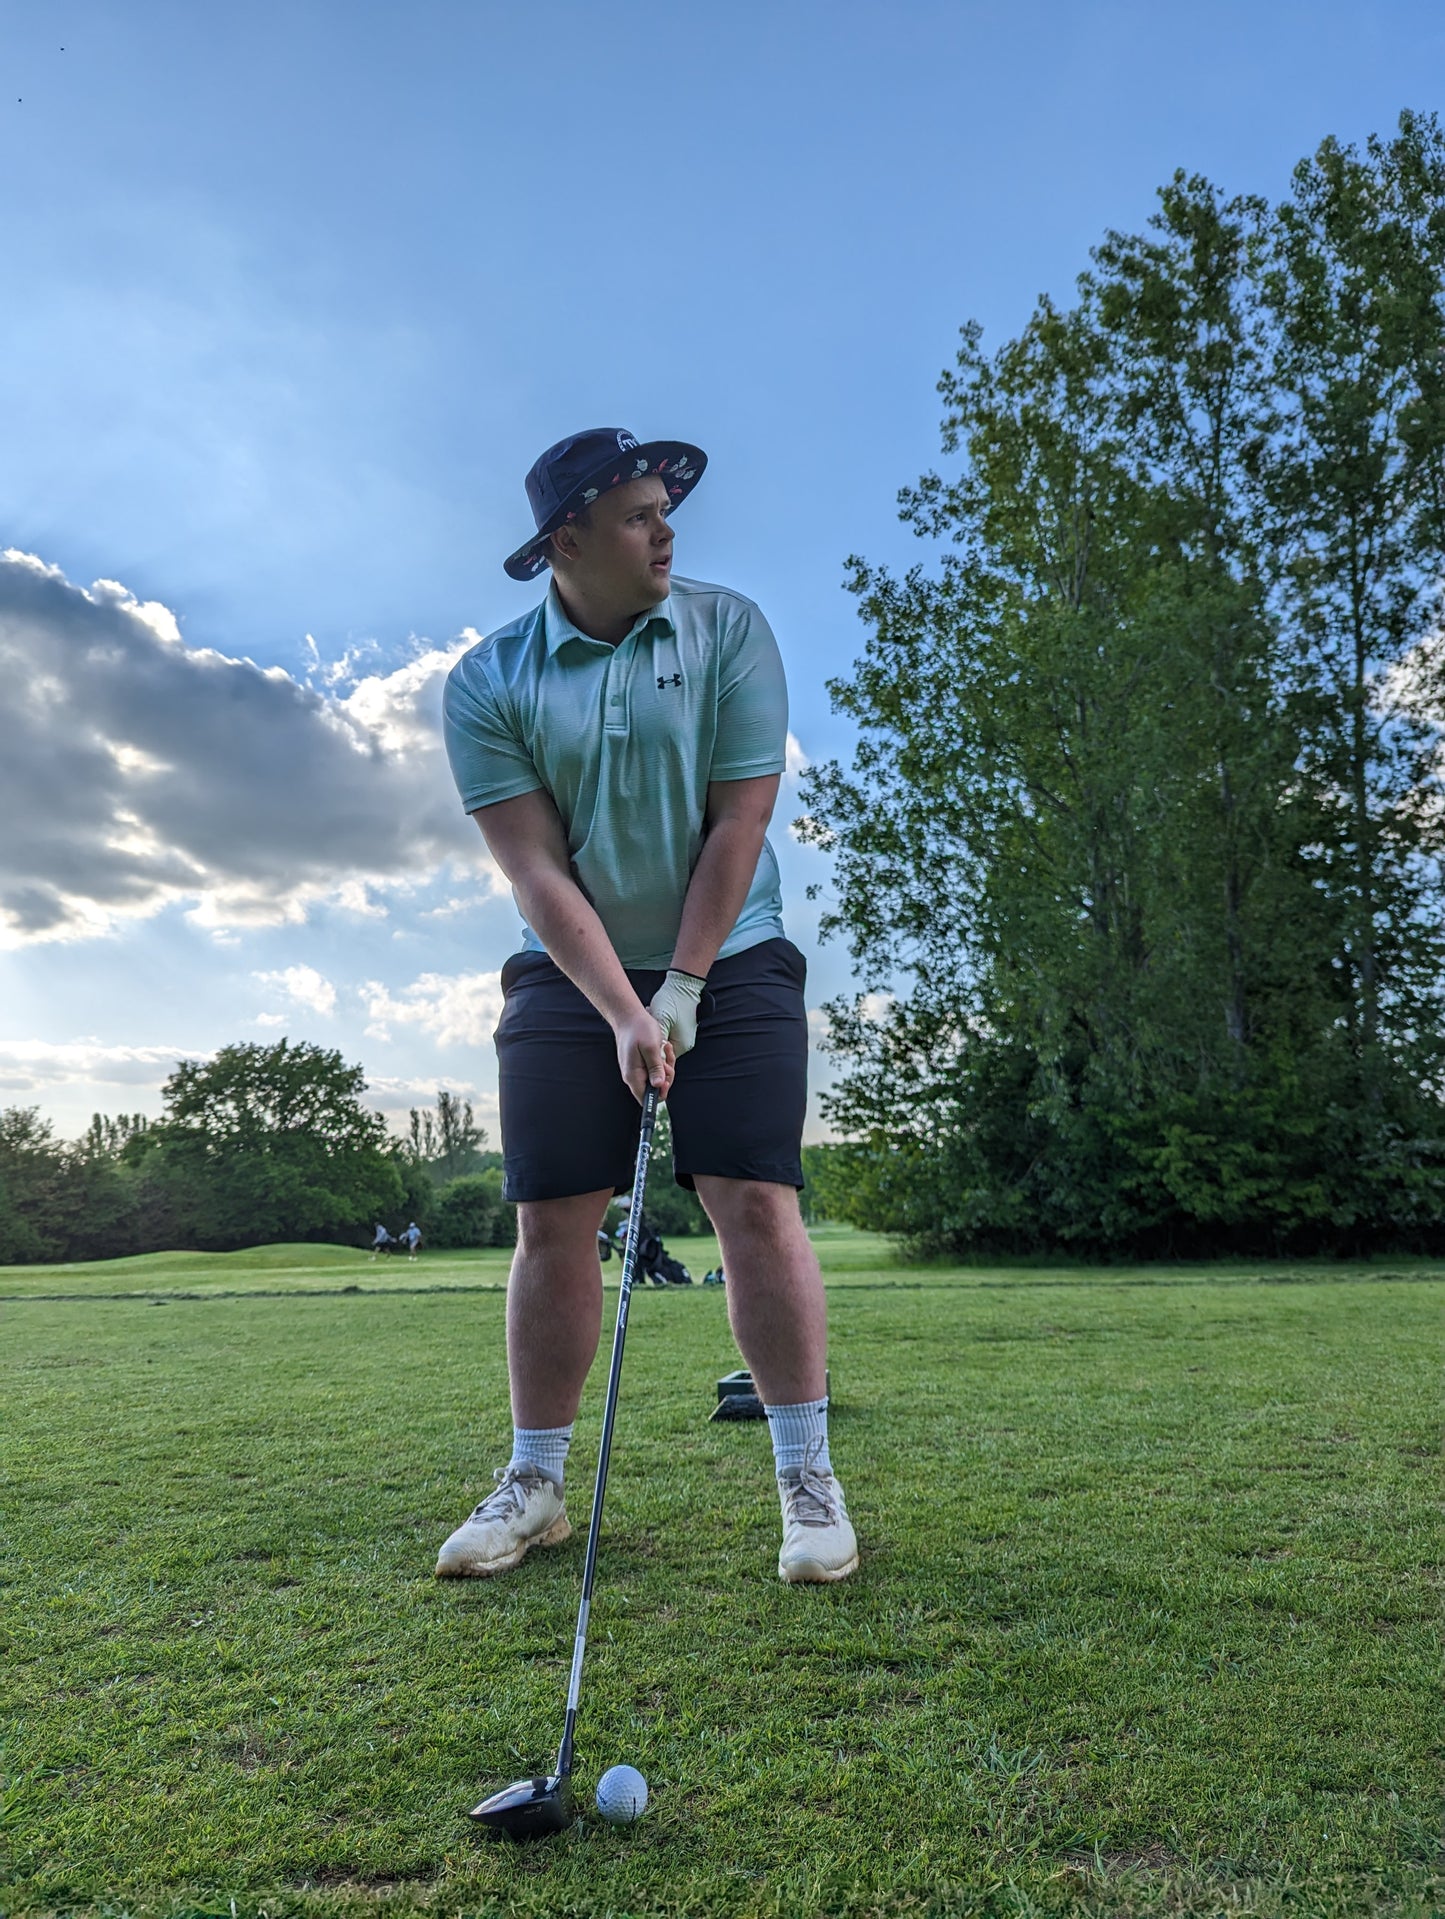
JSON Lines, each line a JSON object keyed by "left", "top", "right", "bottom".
{"left": 616, "top": 1210, "right": 692, "bottom": 1286}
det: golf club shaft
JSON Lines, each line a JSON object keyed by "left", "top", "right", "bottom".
{"left": 555, "top": 1082, "right": 659, "bottom": 1782}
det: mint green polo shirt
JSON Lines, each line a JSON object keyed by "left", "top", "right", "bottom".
{"left": 442, "top": 574, "right": 789, "bottom": 969}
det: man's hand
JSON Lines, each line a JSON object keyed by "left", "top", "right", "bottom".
{"left": 613, "top": 1006, "right": 674, "bottom": 1105}
{"left": 648, "top": 969, "right": 706, "bottom": 1059}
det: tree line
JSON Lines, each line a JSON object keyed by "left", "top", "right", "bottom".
{"left": 799, "top": 113, "right": 1445, "bottom": 1256}
{"left": 0, "top": 1042, "right": 518, "bottom": 1264}
{"left": 0, "top": 1040, "right": 726, "bottom": 1266}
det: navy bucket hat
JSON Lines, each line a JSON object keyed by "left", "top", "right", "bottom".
{"left": 503, "top": 427, "right": 707, "bottom": 581}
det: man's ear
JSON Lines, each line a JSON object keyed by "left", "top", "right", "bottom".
{"left": 550, "top": 497, "right": 600, "bottom": 568}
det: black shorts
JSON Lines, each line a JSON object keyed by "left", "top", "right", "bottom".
{"left": 494, "top": 936, "right": 808, "bottom": 1203}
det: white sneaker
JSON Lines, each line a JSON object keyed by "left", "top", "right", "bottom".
{"left": 777, "top": 1437, "right": 858, "bottom": 1583}
{"left": 435, "top": 1465, "right": 571, "bottom": 1578}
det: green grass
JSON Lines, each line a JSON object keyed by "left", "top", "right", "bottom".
{"left": 2, "top": 1230, "right": 1440, "bottom": 1918}
{"left": 0, "top": 1235, "right": 721, "bottom": 1302}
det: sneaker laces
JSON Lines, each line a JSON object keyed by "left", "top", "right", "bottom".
{"left": 780, "top": 1436, "right": 840, "bottom": 1528}
{"left": 468, "top": 1464, "right": 547, "bottom": 1523}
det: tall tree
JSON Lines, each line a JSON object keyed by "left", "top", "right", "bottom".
{"left": 405, "top": 1105, "right": 439, "bottom": 1167}
{"left": 142, "top": 1039, "right": 402, "bottom": 1249}
{"left": 1260, "top": 112, "right": 1445, "bottom": 1107}
{"left": 1092, "top": 175, "right": 1283, "bottom": 1076}
{"left": 0, "top": 1107, "right": 65, "bottom": 1262}
{"left": 801, "top": 117, "right": 1445, "bottom": 1255}
{"left": 406, "top": 1090, "right": 488, "bottom": 1182}
{"left": 0, "top": 1106, "right": 144, "bottom": 1262}
{"left": 434, "top": 1089, "right": 485, "bottom": 1182}
{"left": 76, "top": 1112, "right": 151, "bottom": 1161}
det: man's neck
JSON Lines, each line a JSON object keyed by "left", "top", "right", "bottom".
{"left": 552, "top": 576, "right": 654, "bottom": 648}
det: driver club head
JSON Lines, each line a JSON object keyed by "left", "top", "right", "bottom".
{"left": 468, "top": 1772, "right": 575, "bottom": 1841}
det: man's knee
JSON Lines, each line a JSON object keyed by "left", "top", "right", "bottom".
{"left": 516, "top": 1189, "right": 613, "bottom": 1256}
{"left": 696, "top": 1177, "right": 802, "bottom": 1244}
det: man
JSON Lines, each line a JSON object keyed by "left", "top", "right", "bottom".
{"left": 436, "top": 427, "right": 856, "bottom": 1585}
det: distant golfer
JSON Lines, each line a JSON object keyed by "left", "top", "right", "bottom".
{"left": 405, "top": 1221, "right": 421, "bottom": 1258}
{"left": 436, "top": 427, "right": 856, "bottom": 1584}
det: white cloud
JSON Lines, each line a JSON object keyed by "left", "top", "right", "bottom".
{"left": 332, "top": 878, "right": 391, "bottom": 919}
{"left": 804, "top": 997, "right": 892, "bottom": 1047}
{"left": 252, "top": 963, "right": 338, "bottom": 1017}
{"left": 785, "top": 730, "right": 810, "bottom": 778}
{"left": 420, "top": 893, "right": 492, "bottom": 920}
{"left": 361, "top": 969, "right": 505, "bottom": 1048}
{"left": 90, "top": 578, "right": 184, "bottom": 647}
{"left": 0, "top": 550, "right": 504, "bottom": 947}
{"left": 0, "top": 1037, "right": 202, "bottom": 1097}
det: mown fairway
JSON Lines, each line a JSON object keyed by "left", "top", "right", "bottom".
{"left": 2, "top": 1231, "right": 1440, "bottom": 1918}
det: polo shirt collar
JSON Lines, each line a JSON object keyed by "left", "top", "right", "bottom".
{"left": 542, "top": 579, "right": 675, "bottom": 656}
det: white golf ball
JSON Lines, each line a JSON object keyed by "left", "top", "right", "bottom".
{"left": 595, "top": 1763, "right": 648, "bottom": 1823}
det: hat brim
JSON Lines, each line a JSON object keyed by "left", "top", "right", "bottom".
{"left": 503, "top": 441, "right": 707, "bottom": 581}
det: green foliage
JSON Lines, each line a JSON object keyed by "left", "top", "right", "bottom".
{"left": 800, "top": 1141, "right": 852, "bottom": 1223}
{"left": 0, "top": 1105, "right": 153, "bottom": 1263}
{"left": 1260, "top": 113, "right": 1445, "bottom": 1096}
{"left": 396, "top": 1092, "right": 513, "bottom": 1249}
{"left": 0, "top": 1044, "right": 414, "bottom": 1263}
{"left": 427, "top": 1168, "right": 517, "bottom": 1248}
{"left": 136, "top": 1039, "right": 403, "bottom": 1251}
{"left": 405, "top": 1089, "right": 496, "bottom": 1183}
{"left": 425, "top": 1173, "right": 495, "bottom": 1246}
{"left": 0, "top": 1108, "right": 61, "bottom": 1262}
{"left": 77, "top": 1110, "right": 151, "bottom": 1159}
{"left": 801, "top": 116, "right": 1445, "bottom": 1256}
{"left": 392, "top": 1154, "right": 436, "bottom": 1231}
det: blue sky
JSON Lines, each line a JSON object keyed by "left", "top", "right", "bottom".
{"left": 2, "top": 0, "right": 1438, "bottom": 1144}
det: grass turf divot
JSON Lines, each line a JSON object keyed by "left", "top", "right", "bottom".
{"left": 1, "top": 1231, "right": 1440, "bottom": 1918}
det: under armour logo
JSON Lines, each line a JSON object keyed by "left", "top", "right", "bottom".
{"left": 657, "top": 672, "right": 682, "bottom": 690}
{"left": 617, "top": 431, "right": 639, "bottom": 451}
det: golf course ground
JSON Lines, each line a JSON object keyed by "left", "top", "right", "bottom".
{"left": 2, "top": 1228, "right": 1440, "bottom": 1918}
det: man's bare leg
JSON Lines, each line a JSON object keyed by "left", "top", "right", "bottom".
{"left": 693, "top": 1175, "right": 856, "bottom": 1582}
{"left": 507, "top": 1189, "right": 614, "bottom": 1428}
{"left": 692, "top": 1177, "right": 827, "bottom": 1401}
{"left": 436, "top": 1187, "right": 612, "bottom": 1576}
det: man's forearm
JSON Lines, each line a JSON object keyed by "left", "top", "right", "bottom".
{"left": 515, "top": 867, "right": 645, "bottom": 1025}
{"left": 670, "top": 818, "right": 769, "bottom": 978}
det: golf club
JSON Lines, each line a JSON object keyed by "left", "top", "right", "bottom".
{"left": 468, "top": 1081, "right": 661, "bottom": 1840}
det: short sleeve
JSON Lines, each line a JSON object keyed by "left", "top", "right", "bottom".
{"left": 442, "top": 651, "right": 544, "bottom": 814}
{"left": 709, "top": 598, "right": 788, "bottom": 781}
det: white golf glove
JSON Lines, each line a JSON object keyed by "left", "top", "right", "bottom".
{"left": 648, "top": 969, "right": 706, "bottom": 1059}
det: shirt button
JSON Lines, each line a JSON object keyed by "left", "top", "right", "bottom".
{"left": 610, "top": 695, "right": 622, "bottom": 705}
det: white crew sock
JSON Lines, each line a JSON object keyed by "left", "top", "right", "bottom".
{"left": 508, "top": 1424, "right": 572, "bottom": 1488}
{"left": 765, "top": 1396, "right": 831, "bottom": 1477}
